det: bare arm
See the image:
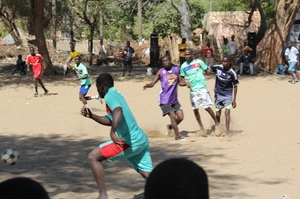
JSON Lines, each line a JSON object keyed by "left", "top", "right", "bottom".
{"left": 73, "top": 74, "right": 88, "bottom": 81}
{"left": 110, "top": 107, "right": 125, "bottom": 144}
{"left": 80, "top": 107, "right": 111, "bottom": 126}
{"left": 67, "top": 57, "right": 73, "bottom": 64}
{"left": 143, "top": 70, "right": 160, "bottom": 90}
{"left": 27, "top": 63, "right": 31, "bottom": 71}
{"left": 285, "top": 55, "right": 290, "bottom": 62}
{"left": 178, "top": 75, "right": 186, "bottom": 86}
{"left": 232, "top": 86, "right": 238, "bottom": 108}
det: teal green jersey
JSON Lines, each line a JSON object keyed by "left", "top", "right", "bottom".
{"left": 180, "top": 59, "right": 208, "bottom": 91}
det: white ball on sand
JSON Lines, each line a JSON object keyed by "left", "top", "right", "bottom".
{"left": 1, "top": 149, "right": 19, "bottom": 166}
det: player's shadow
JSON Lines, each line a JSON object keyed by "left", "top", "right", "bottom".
{"left": 45, "top": 92, "right": 58, "bottom": 96}
{"left": 179, "top": 130, "right": 195, "bottom": 137}
{"left": 181, "top": 128, "right": 243, "bottom": 138}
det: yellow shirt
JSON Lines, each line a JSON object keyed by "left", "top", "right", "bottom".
{"left": 178, "top": 43, "right": 188, "bottom": 57}
{"left": 70, "top": 50, "right": 81, "bottom": 59}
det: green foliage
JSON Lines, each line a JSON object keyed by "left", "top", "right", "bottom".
{"left": 0, "top": 25, "right": 8, "bottom": 37}
{"left": 190, "top": 1, "right": 206, "bottom": 30}
{"left": 152, "top": 3, "right": 180, "bottom": 38}
{"left": 218, "top": 0, "right": 248, "bottom": 11}
{"left": 0, "top": 0, "right": 281, "bottom": 43}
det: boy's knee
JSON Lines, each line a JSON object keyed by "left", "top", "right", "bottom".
{"left": 177, "top": 116, "right": 184, "bottom": 122}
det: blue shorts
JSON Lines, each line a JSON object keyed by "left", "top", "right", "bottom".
{"left": 214, "top": 93, "right": 232, "bottom": 111}
{"left": 79, "top": 84, "right": 91, "bottom": 95}
{"left": 100, "top": 140, "right": 153, "bottom": 172}
{"left": 288, "top": 61, "right": 297, "bottom": 73}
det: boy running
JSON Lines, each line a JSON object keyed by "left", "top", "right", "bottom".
{"left": 143, "top": 55, "right": 186, "bottom": 141}
{"left": 72, "top": 56, "right": 92, "bottom": 107}
{"left": 180, "top": 48, "right": 221, "bottom": 136}
{"left": 208, "top": 55, "right": 239, "bottom": 137}
{"left": 26, "top": 47, "right": 48, "bottom": 97}
{"left": 81, "top": 73, "right": 153, "bottom": 199}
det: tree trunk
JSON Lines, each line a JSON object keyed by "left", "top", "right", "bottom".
{"left": 30, "top": 0, "right": 56, "bottom": 75}
{"left": 256, "top": 0, "right": 300, "bottom": 73}
{"left": 88, "top": 26, "right": 94, "bottom": 66}
{"left": 52, "top": 0, "right": 57, "bottom": 50}
{"left": 168, "top": 0, "right": 191, "bottom": 40}
{"left": 0, "top": 11, "right": 23, "bottom": 46}
{"left": 99, "top": 10, "right": 106, "bottom": 59}
{"left": 255, "top": 0, "right": 267, "bottom": 46}
{"left": 137, "top": 0, "right": 142, "bottom": 40}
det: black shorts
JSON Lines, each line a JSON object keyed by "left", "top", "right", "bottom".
{"left": 160, "top": 102, "right": 182, "bottom": 116}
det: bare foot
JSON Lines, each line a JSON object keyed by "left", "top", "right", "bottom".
{"left": 195, "top": 129, "right": 207, "bottom": 137}
{"left": 97, "top": 194, "right": 108, "bottom": 199}
{"left": 214, "top": 124, "right": 222, "bottom": 137}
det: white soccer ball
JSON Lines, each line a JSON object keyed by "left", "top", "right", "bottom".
{"left": 1, "top": 149, "right": 19, "bottom": 165}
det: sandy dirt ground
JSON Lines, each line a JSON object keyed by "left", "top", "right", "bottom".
{"left": 0, "top": 63, "right": 299, "bottom": 199}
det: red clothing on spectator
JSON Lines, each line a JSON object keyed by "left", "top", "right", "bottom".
{"left": 202, "top": 47, "right": 214, "bottom": 58}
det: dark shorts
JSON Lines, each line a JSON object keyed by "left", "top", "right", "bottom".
{"left": 214, "top": 93, "right": 232, "bottom": 111}
{"left": 124, "top": 60, "right": 133, "bottom": 70}
{"left": 160, "top": 102, "right": 182, "bottom": 116}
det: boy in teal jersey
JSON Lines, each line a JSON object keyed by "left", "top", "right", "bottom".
{"left": 180, "top": 48, "right": 221, "bottom": 137}
{"left": 72, "top": 56, "right": 92, "bottom": 107}
{"left": 80, "top": 73, "right": 153, "bottom": 199}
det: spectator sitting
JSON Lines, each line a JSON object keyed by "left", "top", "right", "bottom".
{"left": 12, "top": 55, "right": 26, "bottom": 75}
{"left": 238, "top": 46, "right": 254, "bottom": 75}
{"left": 276, "top": 59, "right": 289, "bottom": 75}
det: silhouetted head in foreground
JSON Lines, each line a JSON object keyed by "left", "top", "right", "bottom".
{"left": 0, "top": 177, "right": 50, "bottom": 199}
{"left": 144, "top": 158, "right": 209, "bottom": 199}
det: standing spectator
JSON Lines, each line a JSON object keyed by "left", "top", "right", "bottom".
{"left": 143, "top": 55, "right": 186, "bottom": 141}
{"left": 180, "top": 48, "right": 221, "bottom": 137}
{"left": 80, "top": 73, "right": 153, "bottom": 199}
{"left": 72, "top": 56, "right": 92, "bottom": 107}
{"left": 227, "top": 35, "right": 238, "bottom": 66}
{"left": 222, "top": 37, "right": 230, "bottom": 57}
{"left": 285, "top": 41, "right": 300, "bottom": 84}
{"left": 26, "top": 47, "right": 48, "bottom": 97}
{"left": 208, "top": 55, "right": 239, "bottom": 137}
{"left": 178, "top": 38, "right": 188, "bottom": 66}
{"left": 64, "top": 42, "right": 81, "bottom": 75}
{"left": 122, "top": 41, "right": 135, "bottom": 76}
{"left": 238, "top": 47, "right": 254, "bottom": 75}
{"left": 201, "top": 42, "right": 214, "bottom": 66}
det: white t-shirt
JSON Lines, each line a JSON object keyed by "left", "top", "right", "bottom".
{"left": 227, "top": 40, "right": 238, "bottom": 54}
{"left": 285, "top": 46, "right": 299, "bottom": 62}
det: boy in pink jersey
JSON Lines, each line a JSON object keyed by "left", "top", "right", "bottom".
{"left": 26, "top": 47, "right": 48, "bottom": 97}
{"left": 143, "top": 55, "right": 186, "bottom": 140}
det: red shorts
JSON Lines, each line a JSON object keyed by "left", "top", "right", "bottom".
{"left": 100, "top": 141, "right": 129, "bottom": 159}
{"left": 33, "top": 67, "right": 42, "bottom": 79}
